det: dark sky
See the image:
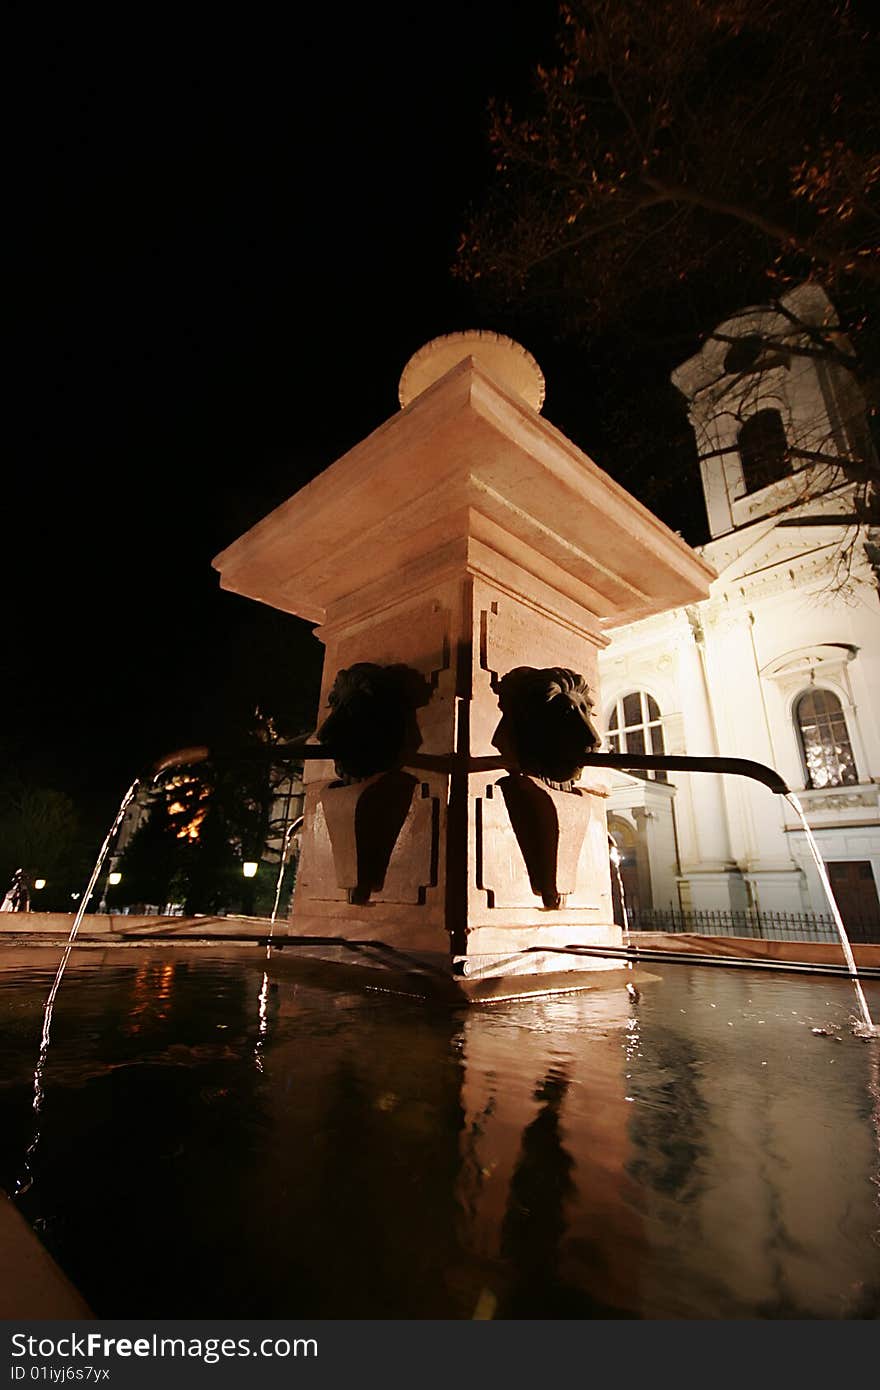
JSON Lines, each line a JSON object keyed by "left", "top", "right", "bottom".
{"left": 7, "top": 2, "right": 702, "bottom": 824}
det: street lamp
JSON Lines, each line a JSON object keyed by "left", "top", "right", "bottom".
{"left": 34, "top": 878, "right": 46, "bottom": 891}
{"left": 98, "top": 869, "right": 122, "bottom": 915}
{"left": 240, "top": 860, "right": 259, "bottom": 918}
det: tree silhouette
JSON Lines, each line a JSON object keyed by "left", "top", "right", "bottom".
{"left": 456, "top": 0, "right": 879, "bottom": 572}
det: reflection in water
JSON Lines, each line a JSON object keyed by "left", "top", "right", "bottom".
{"left": 495, "top": 1068, "right": 600, "bottom": 1317}
{"left": 255, "top": 814, "right": 304, "bottom": 1073}
{"left": 457, "top": 989, "right": 644, "bottom": 1317}
{"left": 869, "top": 1052, "right": 880, "bottom": 1231}
{"left": 0, "top": 949, "right": 878, "bottom": 1318}
{"left": 627, "top": 1027, "right": 708, "bottom": 1203}
{"left": 127, "top": 961, "right": 177, "bottom": 1035}
{"left": 253, "top": 971, "right": 270, "bottom": 1074}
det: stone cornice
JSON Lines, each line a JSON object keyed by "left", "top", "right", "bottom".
{"left": 213, "top": 357, "right": 714, "bottom": 627}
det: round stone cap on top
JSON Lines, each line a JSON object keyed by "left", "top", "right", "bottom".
{"left": 398, "top": 331, "right": 545, "bottom": 412}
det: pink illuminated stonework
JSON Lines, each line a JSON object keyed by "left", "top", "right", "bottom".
{"left": 213, "top": 334, "right": 715, "bottom": 999}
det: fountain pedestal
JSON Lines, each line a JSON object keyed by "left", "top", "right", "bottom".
{"left": 213, "top": 335, "right": 714, "bottom": 998}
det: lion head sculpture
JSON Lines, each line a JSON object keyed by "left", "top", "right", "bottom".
{"left": 317, "top": 662, "right": 430, "bottom": 782}
{"left": 493, "top": 666, "right": 601, "bottom": 787}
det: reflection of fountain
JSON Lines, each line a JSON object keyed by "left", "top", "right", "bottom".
{"left": 457, "top": 989, "right": 642, "bottom": 1316}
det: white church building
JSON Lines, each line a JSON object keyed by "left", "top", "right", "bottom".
{"left": 598, "top": 284, "right": 880, "bottom": 939}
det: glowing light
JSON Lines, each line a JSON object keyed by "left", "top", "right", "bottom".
{"left": 175, "top": 807, "right": 207, "bottom": 840}
{"left": 34, "top": 879, "right": 46, "bottom": 890}
{"left": 108, "top": 871, "right": 122, "bottom": 886}
{"left": 242, "top": 861, "right": 259, "bottom": 879}
{"left": 167, "top": 776, "right": 211, "bottom": 841}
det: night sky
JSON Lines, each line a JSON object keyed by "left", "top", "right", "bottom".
{"left": 8, "top": 2, "right": 702, "bottom": 827}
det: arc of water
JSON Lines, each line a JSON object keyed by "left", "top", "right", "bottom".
{"left": 16, "top": 777, "right": 142, "bottom": 1195}
{"left": 785, "top": 793, "right": 878, "bottom": 1037}
{"left": 255, "top": 814, "right": 304, "bottom": 1073}
{"left": 269, "top": 815, "right": 304, "bottom": 940}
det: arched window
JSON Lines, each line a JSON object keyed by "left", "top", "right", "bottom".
{"left": 795, "top": 688, "right": 858, "bottom": 789}
{"left": 738, "top": 409, "right": 790, "bottom": 493}
{"left": 607, "top": 691, "right": 668, "bottom": 783}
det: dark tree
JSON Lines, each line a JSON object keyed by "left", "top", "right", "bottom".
{"left": 456, "top": 0, "right": 879, "bottom": 565}
{"left": 110, "top": 789, "right": 187, "bottom": 911}
{"left": 0, "top": 781, "right": 83, "bottom": 908}
{"left": 457, "top": 0, "right": 879, "bottom": 323}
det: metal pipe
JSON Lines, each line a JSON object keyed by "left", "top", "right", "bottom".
{"left": 151, "top": 742, "right": 792, "bottom": 797}
{"left": 574, "top": 751, "right": 791, "bottom": 796}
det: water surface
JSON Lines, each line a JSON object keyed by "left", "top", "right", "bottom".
{"left": 0, "top": 947, "right": 877, "bottom": 1318}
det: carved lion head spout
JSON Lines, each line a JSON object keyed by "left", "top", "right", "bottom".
{"left": 317, "top": 662, "right": 430, "bottom": 783}
{"left": 493, "top": 666, "right": 601, "bottom": 788}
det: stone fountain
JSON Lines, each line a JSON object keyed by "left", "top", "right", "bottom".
{"left": 212, "top": 333, "right": 715, "bottom": 1000}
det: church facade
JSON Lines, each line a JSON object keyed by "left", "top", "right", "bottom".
{"left": 598, "top": 284, "right": 880, "bottom": 938}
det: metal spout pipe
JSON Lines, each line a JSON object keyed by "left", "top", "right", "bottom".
{"left": 575, "top": 751, "right": 791, "bottom": 796}
{"left": 150, "top": 742, "right": 792, "bottom": 798}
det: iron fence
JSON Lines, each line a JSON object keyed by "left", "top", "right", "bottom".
{"left": 628, "top": 907, "right": 880, "bottom": 945}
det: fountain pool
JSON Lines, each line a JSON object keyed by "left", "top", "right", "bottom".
{"left": 1, "top": 944, "right": 877, "bottom": 1319}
